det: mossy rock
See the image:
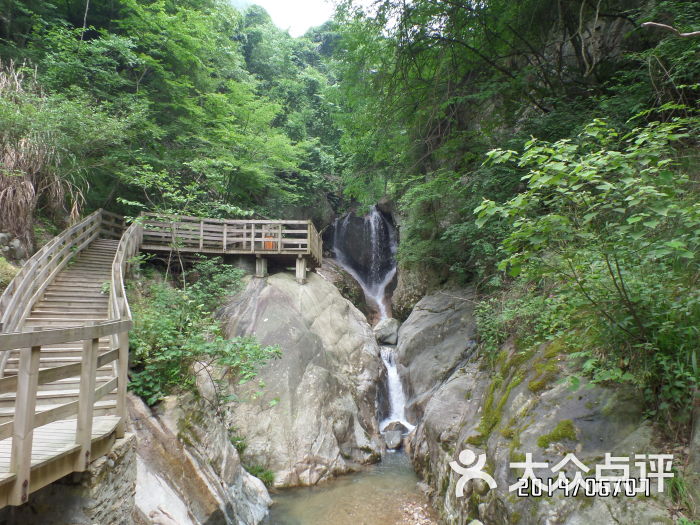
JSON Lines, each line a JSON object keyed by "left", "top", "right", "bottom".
{"left": 537, "top": 419, "right": 577, "bottom": 448}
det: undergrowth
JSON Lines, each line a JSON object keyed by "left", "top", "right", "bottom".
{"left": 128, "top": 257, "right": 280, "bottom": 406}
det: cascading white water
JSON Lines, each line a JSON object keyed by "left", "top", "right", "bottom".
{"left": 332, "top": 205, "right": 413, "bottom": 434}
{"left": 379, "top": 347, "right": 415, "bottom": 432}
{"left": 333, "top": 206, "right": 397, "bottom": 319}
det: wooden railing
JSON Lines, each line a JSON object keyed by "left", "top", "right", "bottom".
{"left": 0, "top": 208, "right": 321, "bottom": 506}
{"left": 108, "top": 220, "right": 143, "bottom": 435}
{"left": 140, "top": 213, "right": 323, "bottom": 266}
{"left": 0, "top": 210, "right": 103, "bottom": 375}
{"left": 0, "top": 320, "right": 131, "bottom": 504}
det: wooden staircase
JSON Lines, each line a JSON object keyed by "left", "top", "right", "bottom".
{"left": 0, "top": 209, "right": 322, "bottom": 508}
{"left": 0, "top": 240, "right": 120, "bottom": 425}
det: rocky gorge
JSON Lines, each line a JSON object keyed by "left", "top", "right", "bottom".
{"left": 3, "top": 203, "right": 694, "bottom": 525}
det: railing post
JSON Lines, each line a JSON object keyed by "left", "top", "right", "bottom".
{"left": 251, "top": 224, "right": 255, "bottom": 253}
{"left": 307, "top": 222, "right": 312, "bottom": 257}
{"left": 9, "top": 337, "right": 41, "bottom": 505}
{"left": 223, "top": 223, "right": 227, "bottom": 252}
{"left": 199, "top": 220, "right": 204, "bottom": 251}
{"left": 75, "top": 325, "right": 99, "bottom": 471}
{"left": 115, "top": 331, "right": 129, "bottom": 439}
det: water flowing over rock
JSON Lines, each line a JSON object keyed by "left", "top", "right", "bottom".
{"left": 330, "top": 205, "right": 398, "bottom": 321}
{"left": 221, "top": 273, "right": 384, "bottom": 487}
{"left": 379, "top": 346, "right": 415, "bottom": 433}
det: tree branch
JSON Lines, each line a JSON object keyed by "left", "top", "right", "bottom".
{"left": 641, "top": 22, "right": 700, "bottom": 38}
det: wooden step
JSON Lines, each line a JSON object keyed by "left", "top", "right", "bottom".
{"left": 52, "top": 276, "right": 110, "bottom": 284}
{"left": 38, "top": 376, "right": 114, "bottom": 391}
{"left": 0, "top": 389, "right": 117, "bottom": 406}
{"left": 73, "top": 255, "right": 114, "bottom": 261}
{"left": 28, "top": 311, "right": 109, "bottom": 319}
{"left": 42, "top": 290, "right": 108, "bottom": 299}
{"left": 46, "top": 281, "right": 108, "bottom": 289}
{"left": 3, "top": 363, "right": 115, "bottom": 376}
{"left": 24, "top": 319, "right": 106, "bottom": 328}
{"left": 38, "top": 296, "right": 109, "bottom": 305}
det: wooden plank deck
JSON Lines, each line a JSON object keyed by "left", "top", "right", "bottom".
{"left": 0, "top": 415, "right": 120, "bottom": 479}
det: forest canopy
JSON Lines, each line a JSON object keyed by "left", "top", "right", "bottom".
{"left": 0, "top": 0, "right": 699, "bottom": 422}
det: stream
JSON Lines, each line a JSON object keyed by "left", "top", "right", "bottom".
{"left": 267, "top": 205, "right": 430, "bottom": 524}
{"left": 266, "top": 453, "right": 432, "bottom": 525}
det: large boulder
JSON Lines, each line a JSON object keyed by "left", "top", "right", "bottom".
{"left": 221, "top": 272, "right": 384, "bottom": 487}
{"left": 374, "top": 317, "right": 401, "bottom": 344}
{"left": 399, "top": 289, "right": 676, "bottom": 524}
{"left": 384, "top": 430, "right": 403, "bottom": 449}
{"left": 396, "top": 288, "right": 477, "bottom": 420}
{"left": 316, "top": 258, "right": 368, "bottom": 314}
{"left": 128, "top": 394, "right": 270, "bottom": 525}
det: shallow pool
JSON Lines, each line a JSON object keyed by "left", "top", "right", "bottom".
{"left": 266, "top": 452, "right": 435, "bottom": 525}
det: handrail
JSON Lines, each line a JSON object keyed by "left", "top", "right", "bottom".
{"left": 0, "top": 208, "right": 321, "bottom": 507}
{"left": 139, "top": 213, "right": 323, "bottom": 266}
{"left": 0, "top": 210, "right": 103, "bottom": 375}
{"left": 108, "top": 219, "right": 142, "bottom": 432}
{"left": 0, "top": 320, "right": 131, "bottom": 504}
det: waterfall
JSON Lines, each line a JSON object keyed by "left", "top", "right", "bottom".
{"left": 332, "top": 205, "right": 413, "bottom": 434}
{"left": 379, "top": 347, "right": 415, "bottom": 432}
{"left": 332, "top": 205, "right": 397, "bottom": 320}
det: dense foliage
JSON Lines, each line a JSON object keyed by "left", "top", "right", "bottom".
{"left": 1, "top": 0, "right": 698, "bottom": 430}
{"left": 331, "top": 0, "right": 699, "bottom": 425}
{"left": 129, "top": 257, "right": 280, "bottom": 406}
{"left": 0, "top": 0, "right": 343, "bottom": 248}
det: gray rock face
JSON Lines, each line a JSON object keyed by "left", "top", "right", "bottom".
{"left": 316, "top": 258, "right": 368, "bottom": 314}
{"left": 385, "top": 430, "right": 403, "bottom": 449}
{"left": 129, "top": 394, "right": 270, "bottom": 525}
{"left": 374, "top": 317, "right": 401, "bottom": 344}
{"left": 400, "top": 290, "right": 675, "bottom": 525}
{"left": 221, "top": 272, "right": 383, "bottom": 487}
{"left": 384, "top": 421, "right": 409, "bottom": 433}
{"left": 396, "top": 288, "right": 477, "bottom": 421}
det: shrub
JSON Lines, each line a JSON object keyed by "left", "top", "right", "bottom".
{"left": 477, "top": 115, "right": 700, "bottom": 423}
{"left": 128, "top": 258, "right": 280, "bottom": 405}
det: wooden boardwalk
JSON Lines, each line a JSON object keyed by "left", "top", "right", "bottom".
{"left": 0, "top": 209, "right": 322, "bottom": 508}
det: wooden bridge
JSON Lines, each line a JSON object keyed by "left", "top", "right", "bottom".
{"left": 0, "top": 210, "right": 322, "bottom": 508}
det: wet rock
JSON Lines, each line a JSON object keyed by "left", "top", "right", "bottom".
{"left": 396, "top": 287, "right": 477, "bottom": 421}
{"left": 221, "top": 272, "right": 383, "bottom": 487}
{"left": 385, "top": 430, "right": 403, "bottom": 449}
{"left": 374, "top": 317, "right": 401, "bottom": 344}
{"left": 384, "top": 421, "right": 409, "bottom": 433}
{"left": 376, "top": 196, "right": 393, "bottom": 215}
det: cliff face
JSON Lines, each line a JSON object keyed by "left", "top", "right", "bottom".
{"left": 221, "top": 272, "right": 384, "bottom": 487}
{"left": 398, "top": 289, "right": 676, "bottom": 524}
{"left": 128, "top": 394, "right": 270, "bottom": 525}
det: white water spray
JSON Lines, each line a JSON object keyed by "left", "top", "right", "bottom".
{"left": 379, "top": 347, "right": 415, "bottom": 432}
